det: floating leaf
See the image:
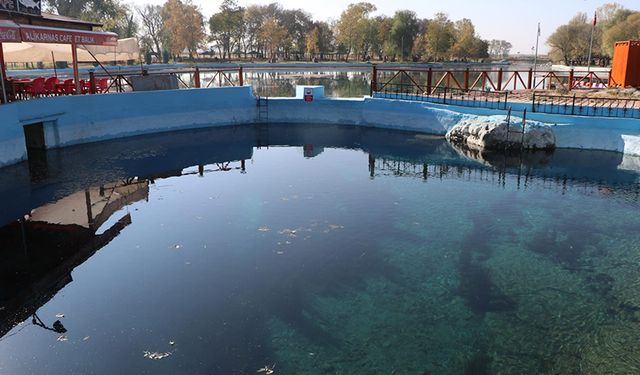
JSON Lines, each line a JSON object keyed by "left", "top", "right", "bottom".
{"left": 257, "top": 364, "right": 275, "bottom": 374}
{"left": 143, "top": 351, "right": 172, "bottom": 360}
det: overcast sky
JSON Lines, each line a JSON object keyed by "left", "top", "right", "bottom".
{"left": 128, "top": 0, "right": 639, "bottom": 54}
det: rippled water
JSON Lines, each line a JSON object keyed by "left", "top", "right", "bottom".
{"left": 0, "top": 124, "right": 639, "bottom": 374}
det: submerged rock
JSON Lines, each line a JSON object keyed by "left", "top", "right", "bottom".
{"left": 446, "top": 115, "right": 555, "bottom": 151}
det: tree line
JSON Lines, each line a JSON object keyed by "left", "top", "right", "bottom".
{"left": 548, "top": 2, "right": 640, "bottom": 65}
{"left": 45, "top": 0, "right": 513, "bottom": 63}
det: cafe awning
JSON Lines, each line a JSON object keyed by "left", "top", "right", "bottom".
{"left": 0, "top": 19, "right": 119, "bottom": 99}
{"left": 0, "top": 20, "right": 118, "bottom": 46}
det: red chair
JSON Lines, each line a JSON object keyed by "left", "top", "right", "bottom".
{"left": 80, "top": 79, "right": 90, "bottom": 94}
{"left": 57, "top": 79, "right": 76, "bottom": 95}
{"left": 97, "top": 78, "right": 109, "bottom": 93}
{"left": 24, "top": 77, "right": 46, "bottom": 98}
{"left": 43, "top": 77, "right": 59, "bottom": 96}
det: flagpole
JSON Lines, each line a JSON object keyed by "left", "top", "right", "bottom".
{"left": 533, "top": 22, "right": 540, "bottom": 90}
{"left": 587, "top": 12, "right": 596, "bottom": 74}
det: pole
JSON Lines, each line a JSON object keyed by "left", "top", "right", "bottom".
{"left": 0, "top": 42, "right": 7, "bottom": 104}
{"left": 587, "top": 17, "right": 595, "bottom": 74}
{"left": 72, "top": 43, "right": 80, "bottom": 95}
{"left": 533, "top": 22, "right": 540, "bottom": 90}
{"left": 51, "top": 51, "right": 57, "bottom": 78}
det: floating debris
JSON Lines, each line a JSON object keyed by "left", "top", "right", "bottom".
{"left": 276, "top": 251, "right": 285, "bottom": 255}
{"left": 328, "top": 224, "right": 344, "bottom": 230}
{"left": 257, "top": 364, "right": 275, "bottom": 374}
{"left": 169, "top": 341, "right": 175, "bottom": 346}
{"left": 279, "top": 229, "right": 297, "bottom": 238}
{"left": 258, "top": 226, "right": 270, "bottom": 232}
{"left": 143, "top": 351, "right": 172, "bottom": 360}
{"left": 55, "top": 313, "right": 65, "bottom": 318}
{"left": 173, "top": 245, "right": 182, "bottom": 249}
{"left": 57, "top": 335, "right": 68, "bottom": 342}
{"left": 82, "top": 336, "right": 90, "bottom": 341}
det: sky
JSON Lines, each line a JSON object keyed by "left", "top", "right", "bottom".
{"left": 128, "top": 0, "right": 639, "bottom": 54}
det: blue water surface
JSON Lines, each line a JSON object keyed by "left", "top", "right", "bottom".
{"left": 0, "top": 124, "right": 639, "bottom": 374}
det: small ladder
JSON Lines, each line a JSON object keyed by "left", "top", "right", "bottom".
{"left": 256, "top": 96, "right": 269, "bottom": 149}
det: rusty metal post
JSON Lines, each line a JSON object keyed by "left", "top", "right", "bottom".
{"left": 370, "top": 65, "right": 377, "bottom": 96}
{"left": 71, "top": 42, "right": 80, "bottom": 95}
{"left": 608, "top": 69, "right": 613, "bottom": 87}
{"left": 239, "top": 66, "right": 244, "bottom": 86}
{"left": 194, "top": 67, "right": 201, "bottom": 88}
{"left": 497, "top": 68, "right": 503, "bottom": 91}
{"left": 427, "top": 67, "right": 433, "bottom": 94}
{"left": 527, "top": 68, "right": 532, "bottom": 90}
{"left": 464, "top": 68, "right": 469, "bottom": 91}
{"left": 568, "top": 68, "right": 574, "bottom": 91}
{"left": 89, "top": 71, "right": 96, "bottom": 94}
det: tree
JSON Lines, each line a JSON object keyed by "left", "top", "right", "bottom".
{"left": 547, "top": 13, "right": 598, "bottom": 65}
{"left": 209, "top": 0, "right": 245, "bottom": 60}
{"left": 161, "top": 0, "right": 206, "bottom": 59}
{"left": 424, "top": 13, "right": 455, "bottom": 60}
{"left": 369, "top": 16, "right": 391, "bottom": 60}
{"left": 47, "top": 0, "right": 137, "bottom": 37}
{"left": 602, "top": 12, "right": 640, "bottom": 55}
{"left": 388, "top": 10, "right": 420, "bottom": 60}
{"left": 137, "top": 5, "right": 164, "bottom": 58}
{"left": 335, "top": 2, "right": 377, "bottom": 60}
{"left": 258, "top": 17, "right": 289, "bottom": 60}
{"left": 306, "top": 26, "right": 320, "bottom": 58}
{"left": 488, "top": 40, "right": 512, "bottom": 59}
{"left": 447, "top": 18, "right": 487, "bottom": 60}
{"left": 280, "top": 9, "right": 313, "bottom": 56}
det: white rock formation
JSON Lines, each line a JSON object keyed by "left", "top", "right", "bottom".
{"left": 446, "top": 115, "right": 555, "bottom": 150}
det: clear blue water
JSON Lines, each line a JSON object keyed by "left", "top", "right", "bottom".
{"left": 0, "top": 124, "right": 639, "bottom": 374}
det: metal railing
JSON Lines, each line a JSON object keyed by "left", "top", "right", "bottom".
{"left": 532, "top": 93, "right": 640, "bottom": 119}
{"left": 373, "top": 82, "right": 510, "bottom": 110}
{"left": 372, "top": 66, "right": 615, "bottom": 94}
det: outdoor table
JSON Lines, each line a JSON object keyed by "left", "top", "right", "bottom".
{"left": 9, "top": 79, "right": 32, "bottom": 99}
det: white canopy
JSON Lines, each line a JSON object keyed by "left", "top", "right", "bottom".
{"left": 1, "top": 38, "right": 140, "bottom": 63}
{"left": 2, "top": 42, "right": 94, "bottom": 63}
{"left": 83, "top": 38, "right": 140, "bottom": 62}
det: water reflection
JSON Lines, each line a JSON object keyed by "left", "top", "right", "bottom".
{"left": 0, "top": 124, "right": 639, "bottom": 374}
{"left": 0, "top": 179, "right": 148, "bottom": 340}
{"left": 245, "top": 72, "right": 371, "bottom": 97}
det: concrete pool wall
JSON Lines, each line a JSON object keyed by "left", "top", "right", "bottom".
{"left": 0, "top": 85, "right": 639, "bottom": 167}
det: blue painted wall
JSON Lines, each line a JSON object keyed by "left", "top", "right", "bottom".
{"left": 1, "top": 85, "right": 639, "bottom": 168}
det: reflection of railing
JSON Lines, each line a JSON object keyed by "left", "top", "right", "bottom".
{"left": 373, "top": 82, "right": 509, "bottom": 110}
{"left": 369, "top": 157, "right": 640, "bottom": 203}
{"left": 532, "top": 93, "right": 640, "bottom": 119}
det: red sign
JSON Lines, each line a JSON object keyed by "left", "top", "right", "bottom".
{"left": 304, "top": 88, "right": 313, "bottom": 102}
{"left": 0, "top": 21, "right": 21, "bottom": 43}
{"left": 0, "top": 26, "right": 21, "bottom": 43}
{"left": 20, "top": 26, "right": 118, "bottom": 46}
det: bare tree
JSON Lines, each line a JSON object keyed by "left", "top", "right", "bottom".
{"left": 137, "top": 4, "right": 164, "bottom": 57}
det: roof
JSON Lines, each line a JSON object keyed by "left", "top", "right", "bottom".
{"left": 40, "top": 13, "right": 102, "bottom": 27}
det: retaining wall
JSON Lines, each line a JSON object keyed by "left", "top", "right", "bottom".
{"left": 1, "top": 85, "right": 639, "bottom": 168}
